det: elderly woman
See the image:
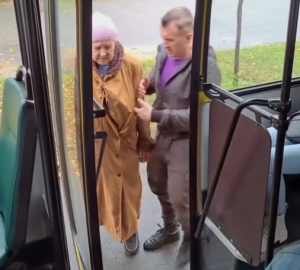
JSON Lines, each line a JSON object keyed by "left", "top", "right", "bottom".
{"left": 89, "top": 12, "right": 154, "bottom": 255}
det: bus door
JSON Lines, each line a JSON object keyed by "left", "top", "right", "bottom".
{"left": 190, "top": 0, "right": 300, "bottom": 270}
{"left": 41, "top": 0, "right": 105, "bottom": 269}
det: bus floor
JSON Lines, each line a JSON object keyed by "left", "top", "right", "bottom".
{"left": 61, "top": 163, "right": 187, "bottom": 270}
{"left": 99, "top": 163, "right": 186, "bottom": 270}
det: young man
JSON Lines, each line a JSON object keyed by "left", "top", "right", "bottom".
{"left": 134, "top": 7, "right": 221, "bottom": 267}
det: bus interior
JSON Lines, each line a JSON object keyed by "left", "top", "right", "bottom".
{"left": 0, "top": 0, "right": 300, "bottom": 270}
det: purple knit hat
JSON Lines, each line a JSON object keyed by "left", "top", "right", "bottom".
{"left": 92, "top": 12, "right": 119, "bottom": 43}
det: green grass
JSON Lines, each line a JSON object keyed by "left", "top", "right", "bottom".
{"left": 2, "top": 41, "right": 300, "bottom": 118}
{"left": 218, "top": 42, "right": 300, "bottom": 89}
{"left": 2, "top": 41, "right": 300, "bottom": 100}
{"left": 0, "top": 41, "right": 299, "bottom": 173}
{"left": 140, "top": 42, "right": 300, "bottom": 91}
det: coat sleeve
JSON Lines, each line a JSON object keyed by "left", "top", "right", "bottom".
{"left": 150, "top": 52, "right": 222, "bottom": 134}
{"left": 132, "top": 60, "right": 155, "bottom": 152}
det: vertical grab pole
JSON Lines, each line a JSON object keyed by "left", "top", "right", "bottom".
{"left": 190, "top": 0, "right": 212, "bottom": 268}
{"left": 265, "top": 0, "right": 300, "bottom": 266}
{"left": 76, "top": 0, "right": 104, "bottom": 269}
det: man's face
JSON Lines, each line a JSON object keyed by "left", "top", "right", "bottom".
{"left": 160, "top": 22, "right": 192, "bottom": 59}
{"left": 92, "top": 40, "right": 115, "bottom": 65}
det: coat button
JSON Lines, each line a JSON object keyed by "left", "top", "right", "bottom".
{"left": 117, "top": 173, "right": 121, "bottom": 177}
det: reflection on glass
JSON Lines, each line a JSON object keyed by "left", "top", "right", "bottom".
{"left": 210, "top": 0, "right": 300, "bottom": 90}
{"left": 0, "top": 2, "right": 22, "bottom": 118}
{"left": 57, "top": 0, "right": 92, "bottom": 267}
{"left": 42, "top": 0, "right": 91, "bottom": 269}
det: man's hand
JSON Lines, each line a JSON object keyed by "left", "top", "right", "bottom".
{"left": 134, "top": 98, "right": 153, "bottom": 121}
{"left": 139, "top": 151, "right": 151, "bottom": 163}
{"left": 138, "top": 78, "right": 150, "bottom": 98}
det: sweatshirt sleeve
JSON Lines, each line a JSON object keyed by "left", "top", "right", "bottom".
{"left": 151, "top": 107, "right": 190, "bottom": 134}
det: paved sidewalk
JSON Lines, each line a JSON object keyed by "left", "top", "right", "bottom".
{"left": 0, "top": 0, "right": 296, "bottom": 76}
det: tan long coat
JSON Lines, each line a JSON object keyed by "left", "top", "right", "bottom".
{"left": 92, "top": 45, "right": 154, "bottom": 242}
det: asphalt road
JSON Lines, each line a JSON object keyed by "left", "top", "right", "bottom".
{"left": 0, "top": 0, "right": 299, "bottom": 76}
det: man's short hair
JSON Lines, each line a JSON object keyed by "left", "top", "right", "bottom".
{"left": 161, "top": 7, "right": 194, "bottom": 33}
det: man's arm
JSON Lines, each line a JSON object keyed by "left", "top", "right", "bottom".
{"left": 151, "top": 107, "right": 190, "bottom": 134}
{"left": 150, "top": 47, "right": 221, "bottom": 134}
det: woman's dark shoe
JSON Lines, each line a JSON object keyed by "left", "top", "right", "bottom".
{"left": 124, "top": 232, "right": 139, "bottom": 256}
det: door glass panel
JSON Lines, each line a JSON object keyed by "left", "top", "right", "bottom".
{"left": 42, "top": 0, "right": 91, "bottom": 268}
{"left": 0, "top": 2, "right": 22, "bottom": 118}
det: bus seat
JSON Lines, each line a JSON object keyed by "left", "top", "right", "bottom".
{"left": 0, "top": 74, "right": 37, "bottom": 266}
{"left": 283, "top": 174, "right": 300, "bottom": 242}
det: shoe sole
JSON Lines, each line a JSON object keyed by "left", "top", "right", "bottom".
{"left": 125, "top": 246, "right": 139, "bottom": 256}
{"left": 176, "top": 259, "right": 190, "bottom": 269}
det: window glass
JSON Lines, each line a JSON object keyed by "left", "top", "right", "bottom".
{"left": 42, "top": 0, "right": 90, "bottom": 268}
{"left": 210, "top": 0, "right": 300, "bottom": 90}
{"left": 0, "top": 1, "right": 22, "bottom": 118}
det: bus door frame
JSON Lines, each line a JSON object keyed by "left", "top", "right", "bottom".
{"left": 75, "top": 0, "right": 105, "bottom": 269}
{"left": 189, "top": 0, "right": 213, "bottom": 269}
{"left": 13, "top": 0, "right": 69, "bottom": 269}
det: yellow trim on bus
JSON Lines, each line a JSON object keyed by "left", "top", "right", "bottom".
{"left": 73, "top": 237, "right": 84, "bottom": 270}
{"left": 197, "top": 0, "right": 211, "bottom": 214}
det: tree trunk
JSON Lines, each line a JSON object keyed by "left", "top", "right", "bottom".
{"left": 233, "top": 0, "right": 244, "bottom": 87}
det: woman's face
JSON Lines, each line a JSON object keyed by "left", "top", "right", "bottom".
{"left": 92, "top": 40, "right": 115, "bottom": 65}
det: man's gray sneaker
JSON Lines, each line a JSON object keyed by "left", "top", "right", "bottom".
{"left": 144, "top": 223, "right": 181, "bottom": 251}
